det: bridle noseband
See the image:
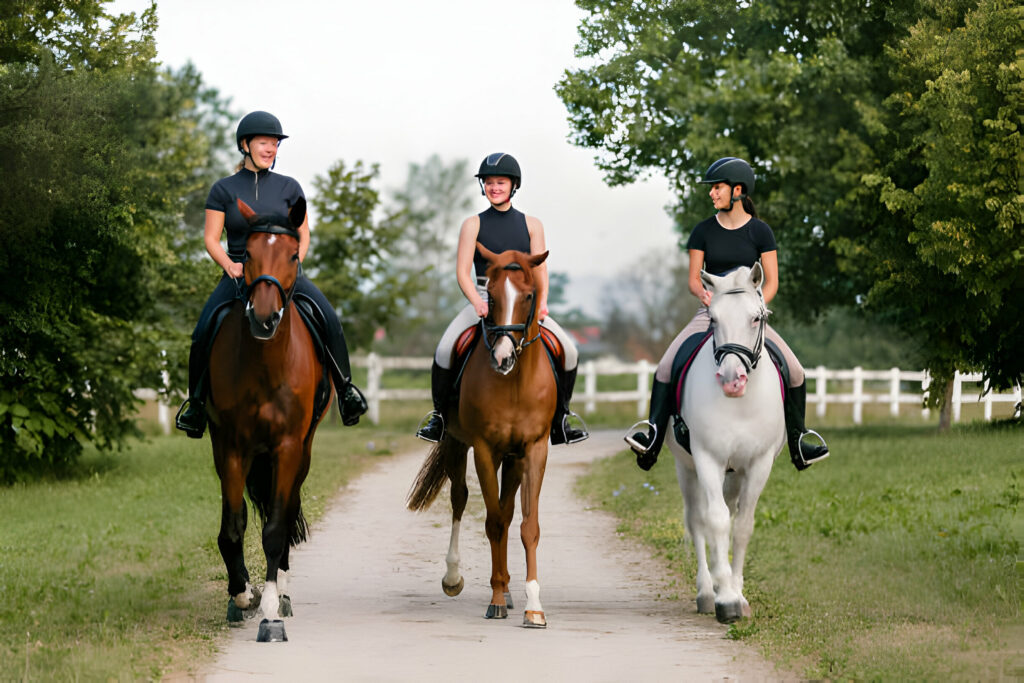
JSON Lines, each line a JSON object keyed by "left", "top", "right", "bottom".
{"left": 480, "top": 263, "right": 541, "bottom": 361}
{"left": 711, "top": 288, "right": 769, "bottom": 373}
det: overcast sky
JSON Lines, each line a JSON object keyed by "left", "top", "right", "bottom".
{"left": 111, "top": 0, "right": 680, "bottom": 309}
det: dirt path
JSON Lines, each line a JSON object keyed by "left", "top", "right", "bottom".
{"left": 198, "top": 431, "right": 785, "bottom": 681}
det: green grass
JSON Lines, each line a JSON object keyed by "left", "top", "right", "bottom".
{"left": 576, "top": 420, "right": 1024, "bottom": 680}
{"left": 0, "top": 421, "right": 416, "bottom": 681}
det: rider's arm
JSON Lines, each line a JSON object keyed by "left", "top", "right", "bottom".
{"left": 688, "top": 249, "right": 711, "bottom": 307}
{"left": 526, "top": 215, "right": 549, "bottom": 319}
{"left": 204, "top": 209, "right": 243, "bottom": 278}
{"left": 456, "top": 216, "right": 488, "bottom": 317}
{"left": 296, "top": 213, "right": 311, "bottom": 263}
{"left": 759, "top": 250, "right": 779, "bottom": 304}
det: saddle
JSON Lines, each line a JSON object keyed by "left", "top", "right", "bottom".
{"left": 669, "top": 330, "right": 789, "bottom": 444}
{"left": 449, "top": 323, "right": 565, "bottom": 401}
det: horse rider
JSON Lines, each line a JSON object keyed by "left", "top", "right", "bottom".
{"left": 626, "top": 157, "right": 830, "bottom": 471}
{"left": 415, "top": 152, "right": 589, "bottom": 445}
{"left": 175, "top": 110, "right": 367, "bottom": 437}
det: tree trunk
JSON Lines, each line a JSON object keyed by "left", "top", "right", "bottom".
{"left": 937, "top": 379, "right": 953, "bottom": 433}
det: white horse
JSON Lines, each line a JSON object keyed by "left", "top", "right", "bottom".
{"left": 668, "top": 263, "right": 785, "bottom": 623}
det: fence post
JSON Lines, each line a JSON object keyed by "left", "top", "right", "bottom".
{"left": 983, "top": 378, "right": 993, "bottom": 421}
{"left": 852, "top": 366, "right": 864, "bottom": 424}
{"left": 921, "top": 372, "right": 931, "bottom": 420}
{"left": 159, "top": 369, "right": 170, "bottom": 435}
{"left": 889, "top": 367, "right": 900, "bottom": 417}
{"left": 583, "top": 360, "right": 597, "bottom": 414}
{"left": 952, "top": 371, "right": 963, "bottom": 423}
{"left": 366, "top": 352, "right": 381, "bottom": 424}
{"left": 814, "top": 365, "right": 826, "bottom": 418}
{"left": 637, "top": 360, "right": 651, "bottom": 417}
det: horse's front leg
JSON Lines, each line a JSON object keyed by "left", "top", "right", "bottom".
{"left": 520, "top": 438, "right": 548, "bottom": 628}
{"left": 473, "top": 442, "right": 509, "bottom": 619}
{"left": 692, "top": 450, "right": 743, "bottom": 623}
{"left": 443, "top": 440, "right": 469, "bottom": 597}
{"left": 674, "top": 450, "right": 715, "bottom": 614}
{"left": 215, "top": 447, "right": 256, "bottom": 623}
{"left": 727, "top": 453, "right": 774, "bottom": 619}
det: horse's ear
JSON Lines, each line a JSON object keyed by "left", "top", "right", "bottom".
{"left": 528, "top": 250, "right": 549, "bottom": 268}
{"left": 476, "top": 242, "right": 498, "bottom": 265}
{"left": 289, "top": 197, "right": 306, "bottom": 229}
{"left": 750, "top": 261, "right": 764, "bottom": 289}
{"left": 237, "top": 198, "right": 258, "bottom": 224}
{"left": 700, "top": 269, "right": 715, "bottom": 292}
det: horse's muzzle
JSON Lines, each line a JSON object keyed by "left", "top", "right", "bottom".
{"left": 246, "top": 303, "right": 283, "bottom": 340}
{"left": 490, "top": 337, "right": 516, "bottom": 375}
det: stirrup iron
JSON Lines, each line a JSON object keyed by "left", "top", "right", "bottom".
{"left": 558, "top": 411, "right": 589, "bottom": 444}
{"left": 415, "top": 410, "right": 445, "bottom": 443}
{"left": 624, "top": 420, "right": 657, "bottom": 453}
{"left": 796, "top": 429, "right": 829, "bottom": 466}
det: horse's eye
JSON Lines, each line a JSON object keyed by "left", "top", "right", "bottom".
{"left": 525, "top": 293, "right": 534, "bottom": 301}
{"left": 292, "top": 253, "right": 299, "bottom": 263}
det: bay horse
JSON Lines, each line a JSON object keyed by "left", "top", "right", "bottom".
{"left": 668, "top": 264, "right": 786, "bottom": 623}
{"left": 407, "top": 245, "right": 557, "bottom": 628}
{"left": 206, "top": 197, "right": 333, "bottom": 642}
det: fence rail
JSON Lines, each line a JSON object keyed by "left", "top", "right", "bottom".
{"left": 140, "top": 355, "right": 1022, "bottom": 433}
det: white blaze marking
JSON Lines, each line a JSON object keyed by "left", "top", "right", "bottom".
{"left": 503, "top": 277, "right": 518, "bottom": 326}
{"left": 267, "top": 234, "right": 278, "bottom": 245}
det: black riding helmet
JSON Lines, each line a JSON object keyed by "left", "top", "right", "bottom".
{"left": 698, "top": 157, "right": 756, "bottom": 208}
{"left": 475, "top": 152, "right": 522, "bottom": 197}
{"left": 236, "top": 111, "right": 289, "bottom": 153}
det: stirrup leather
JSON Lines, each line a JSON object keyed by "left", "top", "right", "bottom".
{"left": 795, "top": 429, "right": 829, "bottom": 467}
{"left": 415, "top": 410, "right": 445, "bottom": 443}
{"left": 623, "top": 420, "right": 657, "bottom": 454}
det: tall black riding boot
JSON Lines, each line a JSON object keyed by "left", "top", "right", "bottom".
{"left": 175, "top": 342, "right": 208, "bottom": 439}
{"left": 550, "top": 366, "right": 589, "bottom": 445}
{"left": 416, "top": 362, "right": 455, "bottom": 442}
{"left": 624, "top": 379, "right": 674, "bottom": 470}
{"left": 784, "top": 381, "right": 830, "bottom": 471}
{"left": 324, "top": 320, "right": 367, "bottom": 426}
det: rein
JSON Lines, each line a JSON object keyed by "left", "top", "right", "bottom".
{"left": 711, "top": 288, "right": 769, "bottom": 373}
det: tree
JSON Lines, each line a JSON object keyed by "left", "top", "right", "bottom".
{"left": 557, "top": 0, "right": 1022, "bottom": 419}
{"left": 305, "top": 160, "right": 421, "bottom": 350}
{"left": 383, "top": 155, "right": 474, "bottom": 354}
{"left": 0, "top": 1, "right": 235, "bottom": 480}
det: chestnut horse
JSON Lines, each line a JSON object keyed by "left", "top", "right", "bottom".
{"left": 407, "top": 245, "right": 557, "bottom": 628}
{"left": 206, "top": 198, "right": 332, "bottom": 642}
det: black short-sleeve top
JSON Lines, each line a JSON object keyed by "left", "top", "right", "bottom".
{"left": 205, "top": 168, "right": 305, "bottom": 261}
{"left": 685, "top": 216, "right": 778, "bottom": 275}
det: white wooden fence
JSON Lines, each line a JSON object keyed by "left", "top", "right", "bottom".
{"left": 141, "top": 355, "right": 1021, "bottom": 433}
{"left": 352, "top": 354, "right": 1021, "bottom": 425}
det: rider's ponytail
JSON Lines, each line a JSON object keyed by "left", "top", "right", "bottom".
{"left": 741, "top": 195, "right": 758, "bottom": 218}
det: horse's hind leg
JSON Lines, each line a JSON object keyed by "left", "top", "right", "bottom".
{"left": 675, "top": 454, "right": 714, "bottom": 614}
{"left": 442, "top": 439, "right": 469, "bottom": 597}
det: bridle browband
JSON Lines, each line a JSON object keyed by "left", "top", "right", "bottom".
{"left": 480, "top": 263, "right": 541, "bottom": 360}
{"left": 711, "top": 287, "right": 769, "bottom": 373}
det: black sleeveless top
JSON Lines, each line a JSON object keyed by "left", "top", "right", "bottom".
{"left": 474, "top": 206, "right": 531, "bottom": 278}
{"left": 205, "top": 168, "right": 305, "bottom": 262}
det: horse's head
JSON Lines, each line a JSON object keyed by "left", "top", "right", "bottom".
{"left": 238, "top": 197, "right": 305, "bottom": 340}
{"left": 703, "top": 263, "right": 770, "bottom": 398}
{"left": 477, "top": 243, "right": 549, "bottom": 375}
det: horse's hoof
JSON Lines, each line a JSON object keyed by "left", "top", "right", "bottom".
{"left": 278, "top": 594, "right": 293, "bottom": 617}
{"left": 741, "top": 600, "right": 752, "bottom": 618}
{"left": 226, "top": 598, "right": 245, "bottom": 624}
{"left": 256, "top": 618, "right": 288, "bottom": 642}
{"left": 715, "top": 601, "right": 744, "bottom": 624}
{"left": 522, "top": 610, "right": 547, "bottom": 628}
{"left": 484, "top": 604, "right": 508, "bottom": 619}
{"left": 696, "top": 594, "right": 715, "bottom": 615}
{"left": 442, "top": 576, "right": 464, "bottom": 597}
{"left": 505, "top": 591, "right": 514, "bottom": 609}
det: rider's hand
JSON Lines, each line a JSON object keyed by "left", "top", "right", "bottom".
{"left": 539, "top": 303, "right": 549, "bottom": 321}
{"left": 226, "top": 262, "right": 244, "bottom": 279}
{"left": 474, "top": 299, "right": 489, "bottom": 318}
{"left": 700, "top": 289, "right": 712, "bottom": 307}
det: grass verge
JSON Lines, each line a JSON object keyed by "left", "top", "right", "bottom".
{"left": 0, "top": 422, "right": 416, "bottom": 681}
{"left": 576, "top": 420, "right": 1024, "bottom": 680}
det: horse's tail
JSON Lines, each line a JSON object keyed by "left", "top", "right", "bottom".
{"left": 246, "top": 456, "right": 309, "bottom": 545}
{"left": 406, "top": 436, "right": 466, "bottom": 511}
